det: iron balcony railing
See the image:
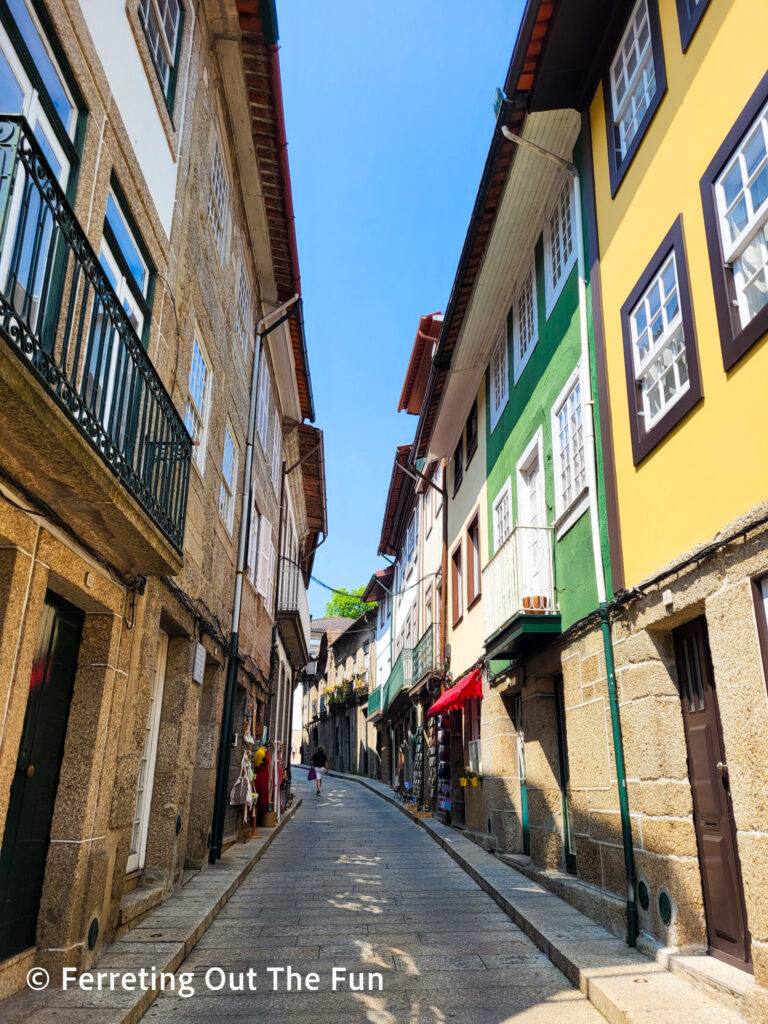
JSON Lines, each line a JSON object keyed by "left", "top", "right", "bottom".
{"left": 367, "top": 685, "right": 382, "bottom": 717}
{"left": 311, "top": 699, "right": 318, "bottom": 718}
{"left": 0, "top": 116, "right": 191, "bottom": 550}
{"left": 412, "top": 622, "right": 437, "bottom": 681}
{"left": 482, "top": 525, "right": 556, "bottom": 641}
{"left": 382, "top": 647, "right": 413, "bottom": 712}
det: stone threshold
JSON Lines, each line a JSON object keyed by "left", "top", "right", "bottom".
{"left": 4, "top": 797, "right": 302, "bottom": 1024}
{"left": 320, "top": 768, "right": 759, "bottom": 1024}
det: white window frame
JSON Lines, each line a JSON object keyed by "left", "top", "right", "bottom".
{"left": 489, "top": 322, "right": 509, "bottom": 431}
{"left": 256, "top": 515, "right": 275, "bottom": 609}
{"left": 185, "top": 331, "right": 212, "bottom": 472}
{"left": 714, "top": 98, "right": 768, "bottom": 331}
{"left": 544, "top": 176, "right": 577, "bottom": 319}
{"left": 127, "top": 630, "right": 168, "bottom": 873}
{"left": 492, "top": 476, "right": 513, "bottom": 553}
{"left": 219, "top": 422, "right": 238, "bottom": 532}
{"left": 208, "top": 130, "right": 230, "bottom": 264}
{"left": 629, "top": 251, "right": 690, "bottom": 430}
{"left": 551, "top": 365, "right": 589, "bottom": 538}
{"left": 246, "top": 493, "right": 260, "bottom": 584}
{"left": 257, "top": 352, "right": 271, "bottom": 448}
{"left": 138, "top": 0, "right": 182, "bottom": 97}
{"left": 513, "top": 259, "right": 538, "bottom": 383}
{"left": 235, "top": 258, "right": 253, "bottom": 351}
{"left": 610, "top": 0, "right": 657, "bottom": 161}
{"left": 271, "top": 407, "right": 282, "bottom": 492}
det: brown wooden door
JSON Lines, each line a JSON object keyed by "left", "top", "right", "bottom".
{"left": 673, "top": 617, "right": 751, "bottom": 969}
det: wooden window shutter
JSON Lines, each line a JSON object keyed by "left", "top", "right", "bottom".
{"left": 257, "top": 516, "right": 272, "bottom": 597}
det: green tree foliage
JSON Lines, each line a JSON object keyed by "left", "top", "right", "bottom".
{"left": 324, "top": 586, "right": 377, "bottom": 620}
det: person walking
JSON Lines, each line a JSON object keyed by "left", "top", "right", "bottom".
{"left": 309, "top": 745, "right": 328, "bottom": 797}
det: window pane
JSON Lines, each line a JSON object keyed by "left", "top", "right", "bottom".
{"left": 7, "top": 0, "right": 74, "bottom": 132}
{"left": 106, "top": 194, "right": 148, "bottom": 296}
{"left": 0, "top": 47, "right": 24, "bottom": 113}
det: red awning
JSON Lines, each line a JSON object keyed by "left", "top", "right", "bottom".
{"left": 427, "top": 668, "right": 482, "bottom": 718}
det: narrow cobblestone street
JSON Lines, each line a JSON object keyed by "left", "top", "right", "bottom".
{"left": 142, "top": 772, "right": 603, "bottom": 1023}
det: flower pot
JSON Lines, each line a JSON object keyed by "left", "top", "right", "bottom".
{"left": 470, "top": 777, "right": 479, "bottom": 787}
{"left": 531, "top": 595, "right": 548, "bottom": 614}
{"left": 459, "top": 777, "right": 467, "bottom": 787}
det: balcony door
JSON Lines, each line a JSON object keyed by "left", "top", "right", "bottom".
{"left": 0, "top": 15, "right": 73, "bottom": 342}
{"left": 517, "top": 430, "right": 547, "bottom": 605}
{"left": 126, "top": 631, "right": 168, "bottom": 874}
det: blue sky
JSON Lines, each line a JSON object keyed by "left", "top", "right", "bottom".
{"left": 278, "top": 1, "right": 524, "bottom": 619}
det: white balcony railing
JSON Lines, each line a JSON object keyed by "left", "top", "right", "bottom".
{"left": 482, "top": 525, "right": 556, "bottom": 641}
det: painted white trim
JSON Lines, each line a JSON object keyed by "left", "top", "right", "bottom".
{"left": 513, "top": 258, "right": 539, "bottom": 384}
{"left": 491, "top": 475, "right": 513, "bottom": 553}
{"left": 489, "top": 323, "right": 509, "bottom": 432}
{"left": 127, "top": 630, "right": 168, "bottom": 874}
{"left": 544, "top": 176, "right": 578, "bottom": 320}
{"left": 550, "top": 362, "right": 588, "bottom": 530}
{"left": 515, "top": 425, "right": 545, "bottom": 526}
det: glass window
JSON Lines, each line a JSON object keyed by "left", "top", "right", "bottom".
{"left": 552, "top": 370, "right": 587, "bottom": 520}
{"left": 492, "top": 477, "right": 513, "bottom": 552}
{"left": 610, "top": 0, "right": 656, "bottom": 160}
{"left": 545, "top": 177, "right": 576, "bottom": 316}
{"left": 630, "top": 252, "right": 689, "bottom": 428}
{"left": 466, "top": 400, "right": 478, "bottom": 462}
{"left": 185, "top": 334, "right": 211, "bottom": 470}
{"left": 235, "top": 260, "right": 252, "bottom": 351}
{"left": 271, "top": 407, "right": 281, "bottom": 492}
{"left": 219, "top": 424, "right": 237, "bottom": 530}
{"left": 257, "top": 352, "right": 271, "bottom": 446}
{"left": 513, "top": 260, "right": 538, "bottom": 382}
{"left": 7, "top": 0, "right": 75, "bottom": 134}
{"left": 208, "top": 134, "right": 230, "bottom": 263}
{"left": 489, "top": 323, "right": 508, "bottom": 430}
{"left": 715, "top": 100, "right": 768, "bottom": 331}
{"left": 452, "top": 437, "right": 463, "bottom": 496}
{"left": 138, "top": 0, "right": 182, "bottom": 99}
{"left": 619, "top": 217, "right": 702, "bottom": 463}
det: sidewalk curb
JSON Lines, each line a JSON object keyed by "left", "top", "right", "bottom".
{"left": 9, "top": 796, "right": 302, "bottom": 1024}
{"left": 315, "top": 768, "right": 749, "bottom": 1024}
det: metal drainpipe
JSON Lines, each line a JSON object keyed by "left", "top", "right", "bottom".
{"left": 209, "top": 294, "right": 298, "bottom": 864}
{"left": 500, "top": 124, "right": 638, "bottom": 945}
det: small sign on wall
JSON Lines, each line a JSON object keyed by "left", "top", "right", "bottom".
{"left": 192, "top": 642, "right": 206, "bottom": 684}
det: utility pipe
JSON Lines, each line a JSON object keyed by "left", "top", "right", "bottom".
{"left": 501, "top": 124, "right": 638, "bottom": 945}
{"left": 209, "top": 293, "right": 299, "bottom": 863}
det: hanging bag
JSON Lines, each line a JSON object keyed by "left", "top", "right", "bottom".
{"left": 230, "top": 752, "right": 253, "bottom": 806}
{"left": 308, "top": 764, "right": 317, "bottom": 781}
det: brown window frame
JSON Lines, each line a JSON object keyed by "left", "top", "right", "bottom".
{"left": 450, "top": 543, "right": 463, "bottom": 627}
{"left": 465, "top": 400, "right": 478, "bottom": 466}
{"left": 602, "top": 0, "right": 667, "bottom": 197}
{"left": 753, "top": 573, "right": 768, "bottom": 699}
{"left": 466, "top": 512, "right": 481, "bottom": 609}
{"left": 700, "top": 69, "right": 768, "bottom": 373}
{"left": 452, "top": 436, "right": 464, "bottom": 497}
{"left": 620, "top": 215, "right": 703, "bottom": 464}
{"left": 675, "top": 0, "right": 711, "bottom": 53}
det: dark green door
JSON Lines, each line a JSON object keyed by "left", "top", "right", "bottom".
{"left": 0, "top": 591, "right": 84, "bottom": 959}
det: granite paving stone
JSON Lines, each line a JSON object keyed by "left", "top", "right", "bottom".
{"left": 142, "top": 773, "right": 604, "bottom": 1023}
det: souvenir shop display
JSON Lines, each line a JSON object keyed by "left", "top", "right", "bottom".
{"left": 426, "top": 718, "right": 437, "bottom": 811}
{"left": 436, "top": 715, "right": 451, "bottom": 816}
{"left": 412, "top": 725, "right": 424, "bottom": 807}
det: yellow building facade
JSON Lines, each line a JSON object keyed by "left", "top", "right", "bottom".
{"left": 590, "top": 0, "right": 768, "bottom": 586}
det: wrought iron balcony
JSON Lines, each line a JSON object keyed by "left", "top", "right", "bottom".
{"left": 277, "top": 561, "right": 311, "bottom": 667}
{"left": 482, "top": 525, "right": 559, "bottom": 658}
{"left": 412, "top": 622, "right": 437, "bottom": 682}
{"left": 0, "top": 117, "right": 190, "bottom": 556}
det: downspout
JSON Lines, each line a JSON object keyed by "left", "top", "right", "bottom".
{"left": 209, "top": 294, "right": 298, "bottom": 864}
{"left": 501, "top": 123, "right": 638, "bottom": 945}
